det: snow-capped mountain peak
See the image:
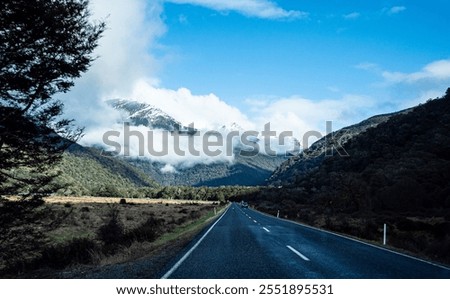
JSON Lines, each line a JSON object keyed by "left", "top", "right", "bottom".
{"left": 107, "top": 99, "right": 184, "bottom": 131}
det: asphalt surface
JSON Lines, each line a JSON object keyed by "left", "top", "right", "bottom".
{"left": 162, "top": 203, "right": 450, "bottom": 279}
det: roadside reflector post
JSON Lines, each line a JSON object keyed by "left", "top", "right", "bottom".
{"left": 383, "top": 223, "right": 387, "bottom": 245}
{"left": 214, "top": 207, "right": 217, "bottom": 215}
{"left": 277, "top": 210, "right": 280, "bottom": 218}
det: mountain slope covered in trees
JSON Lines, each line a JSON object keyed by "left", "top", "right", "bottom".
{"left": 128, "top": 152, "right": 286, "bottom": 187}
{"left": 54, "top": 144, "right": 158, "bottom": 197}
{"left": 274, "top": 89, "right": 450, "bottom": 212}
{"left": 268, "top": 108, "right": 412, "bottom": 186}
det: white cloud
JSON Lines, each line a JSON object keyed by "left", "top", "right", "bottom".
{"left": 354, "top": 59, "right": 449, "bottom": 115}
{"left": 118, "top": 79, "right": 254, "bottom": 130}
{"left": 343, "top": 12, "right": 360, "bottom": 20}
{"left": 399, "top": 89, "right": 445, "bottom": 109}
{"left": 109, "top": 79, "right": 376, "bottom": 143}
{"left": 247, "top": 94, "right": 376, "bottom": 141}
{"left": 165, "top": 0, "right": 307, "bottom": 19}
{"left": 63, "top": 0, "right": 306, "bottom": 131}
{"left": 89, "top": 0, "right": 165, "bottom": 91}
{"left": 62, "top": 0, "right": 166, "bottom": 127}
{"left": 382, "top": 59, "right": 450, "bottom": 83}
{"left": 161, "top": 164, "right": 178, "bottom": 173}
{"left": 386, "top": 6, "right": 406, "bottom": 15}
{"left": 327, "top": 86, "right": 340, "bottom": 93}
{"left": 355, "top": 62, "right": 379, "bottom": 72}
{"left": 82, "top": 124, "right": 236, "bottom": 168}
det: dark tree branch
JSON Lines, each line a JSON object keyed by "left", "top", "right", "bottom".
{"left": 0, "top": 0, "right": 105, "bottom": 200}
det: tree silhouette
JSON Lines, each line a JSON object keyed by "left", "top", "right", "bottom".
{"left": 0, "top": 0, "right": 105, "bottom": 200}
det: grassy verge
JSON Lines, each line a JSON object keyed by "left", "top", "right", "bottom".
{"left": 154, "top": 209, "right": 218, "bottom": 247}
{"left": 95, "top": 206, "right": 226, "bottom": 270}
{"left": 0, "top": 196, "right": 225, "bottom": 278}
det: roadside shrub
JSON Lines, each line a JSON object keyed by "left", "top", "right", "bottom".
{"left": 179, "top": 208, "right": 189, "bottom": 214}
{"left": 389, "top": 230, "right": 428, "bottom": 253}
{"left": 325, "top": 216, "right": 332, "bottom": 229}
{"left": 177, "top": 216, "right": 188, "bottom": 225}
{"left": 425, "top": 236, "right": 450, "bottom": 264}
{"left": 189, "top": 210, "right": 201, "bottom": 220}
{"left": 39, "top": 238, "right": 98, "bottom": 269}
{"left": 431, "top": 222, "right": 450, "bottom": 239}
{"left": 92, "top": 184, "right": 123, "bottom": 198}
{"left": 363, "top": 220, "right": 380, "bottom": 240}
{"left": 97, "top": 205, "right": 124, "bottom": 246}
{"left": 125, "top": 217, "right": 164, "bottom": 243}
{"left": 395, "top": 218, "right": 432, "bottom": 231}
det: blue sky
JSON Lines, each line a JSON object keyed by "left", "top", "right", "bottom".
{"left": 158, "top": 1, "right": 449, "bottom": 109}
{"left": 67, "top": 0, "right": 450, "bottom": 141}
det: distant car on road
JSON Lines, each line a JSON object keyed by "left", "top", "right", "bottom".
{"left": 240, "top": 201, "right": 248, "bottom": 208}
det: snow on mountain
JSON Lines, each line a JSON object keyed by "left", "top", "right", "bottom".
{"left": 219, "top": 122, "right": 245, "bottom": 132}
{"left": 107, "top": 99, "right": 186, "bottom": 132}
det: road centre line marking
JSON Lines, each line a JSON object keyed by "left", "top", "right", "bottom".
{"left": 253, "top": 220, "right": 257, "bottom": 223}
{"left": 263, "top": 227, "right": 270, "bottom": 233}
{"left": 287, "top": 245, "right": 310, "bottom": 261}
{"left": 161, "top": 206, "right": 230, "bottom": 278}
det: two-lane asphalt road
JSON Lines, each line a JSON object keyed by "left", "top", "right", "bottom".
{"left": 161, "top": 203, "right": 450, "bottom": 278}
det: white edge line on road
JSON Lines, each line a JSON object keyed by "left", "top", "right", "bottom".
{"left": 287, "top": 245, "right": 310, "bottom": 261}
{"left": 161, "top": 206, "right": 230, "bottom": 279}
{"left": 263, "top": 227, "right": 270, "bottom": 233}
{"left": 251, "top": 208, "right": 450, "bottom": 271}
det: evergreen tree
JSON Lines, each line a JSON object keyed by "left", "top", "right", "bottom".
{"left": 0, "top": 0, "right": 105, "bottom": 200}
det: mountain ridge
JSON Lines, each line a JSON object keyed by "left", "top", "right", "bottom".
{"left": 268, "top": 108, "right": 413, "bottom": 185}
{"left": 107, "top": 99, "right": 187, "bottom": 132}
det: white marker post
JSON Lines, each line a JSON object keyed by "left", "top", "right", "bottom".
{"left": 277, "top": 210, "right": 280, "bottom": 218}
{"left": 383, "top": 223, "right": 387, "bottom": 245}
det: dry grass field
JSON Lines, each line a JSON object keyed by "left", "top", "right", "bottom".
{"left": 0, "top": 196, "right": 225, "bottom": 277}
{"left": 44, "top": 196, "right": 218, "bottom": 205}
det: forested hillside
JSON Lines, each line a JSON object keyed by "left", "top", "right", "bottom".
{"left": 287, "top": 89, "right": 450, "bottom": 213}
{"left": 53, "top": 144, "right": 158, "bottom": 197}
